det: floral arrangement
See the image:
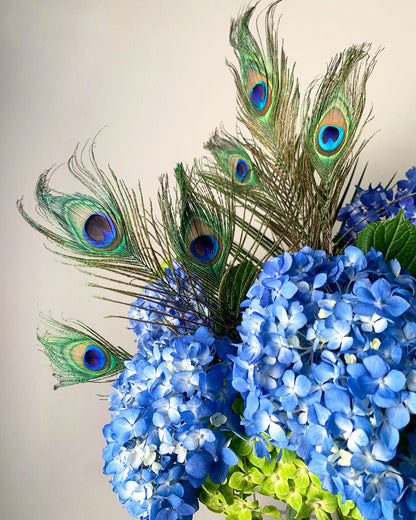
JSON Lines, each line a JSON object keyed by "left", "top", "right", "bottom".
{"left": 19, "top": 3, "right": 416, "bottom": 520}
{"left": 103, "top": 177, "right": 416, "bottom": 520}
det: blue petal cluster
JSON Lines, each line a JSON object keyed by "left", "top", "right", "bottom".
{"left": 338, "top": 167, "right": 416, "bottom": 240}
{"left": 103, "top": 317, "right": 239, "bottom": 520}
{"left": 233, "top": 246, "right": 416, "bottom": 519}
{"left": 129, "top": 264, "right": 208, "bottom": 349}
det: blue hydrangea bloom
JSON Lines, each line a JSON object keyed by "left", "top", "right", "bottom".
{"left": 129, "top": 263, "right": 208, "bottom": 350}
{"left": 103, "top": 307, "right": 240, "bottom": 520}
{"left": 233, "top": 246, "right": 416, "bottom": 520}
{"left": 338, "top": 167, "right": 416, "bottom": 240}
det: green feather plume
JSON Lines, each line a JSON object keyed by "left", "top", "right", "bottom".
{"left": 17, "top": 144, "right": 212, "bottom": 332}
{"left": 300, "top": 44, "right": 378, "bottom": 249}
{"left": 17, "top": 145, "right": 145, "bottom": 272}
{"left": 229, "top": 1, "right": 300, "bottom": 164}
{"left": 302, "top": 43, "right": 377, "bottom": 180}
{"left": 37, "top": 315, "right": 131, "bottom": 389}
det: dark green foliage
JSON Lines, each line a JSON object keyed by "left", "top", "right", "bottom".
{"left": 357, "top": 210, "right": 416, "bottom": 275}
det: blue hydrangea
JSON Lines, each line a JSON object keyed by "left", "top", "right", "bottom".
{"left": 129, "top": 263, "right": 208, "bottom": 351}
{"left": 338, "top": 167, "right": 416, "bottom": 240}
{"left": 232, "top": 246, "right": 416, "bottom": 520}
{"left": 103, "top": 321, "right": 239, "bottom": 520}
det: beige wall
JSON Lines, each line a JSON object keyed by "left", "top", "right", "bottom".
{"left": 2, "top": 1, "right": 416, "bottom": 519}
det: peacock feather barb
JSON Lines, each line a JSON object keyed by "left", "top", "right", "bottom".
{"left": 19, "top": 3, "right": 416, "bottom": 520}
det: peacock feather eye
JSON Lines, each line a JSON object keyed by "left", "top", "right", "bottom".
{"left": 250, "top": 81, "right": 267, "bottom": 110}
{"left": 83, "top": 345, "right": 106, "bottom": 371}
{"left": 315, "top": 106, "right": 347, "bottom": 157}
{"left": 66, "top": 201, "right": 122, "bottom": 251}
{"left": 83, "top": 212, "right": 118, "bottom": 248}
{"left": 230, "top": 156, "right": 251, "bottom": 183}
{"left": 69, "top": 341, "right": 111, "bottom": 374}
{"left": 187, "top": 220, "right": 223, "bottom": 266}
{"left": 245, "top": 67, "right": 271, "bottom": 115}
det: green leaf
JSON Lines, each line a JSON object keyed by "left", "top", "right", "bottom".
{"left": 285, "top": 504, "right": 297, "bottom": 520}
{"left": 240, "top": 508, "right": 252, "bottom": 520}
{"left": 295, "top": 503, "right": 313, "bottom": 519}
{"left": 261, "top": 477, "right": 277, "bottom": 496}
{"left": 281, "top": 449, "right": 296, "bottom": 463}
{"left": 337, "top": 498, "right": 352, "bottom": 515}
{"left": 279, "top": 462, "right": 296, "bottom": 479}
{"left": 293, "top": 471, "right": 310, "bottom": 489}
{"left": 350, "top": 506, "right": 365, "bottom": 520}
{"left": 250, "top": 467, "right": 266, "bottom": 484}
{"left": 252, "top": 513, "right": 264, "bottom": 520}
{"left": 203, "top": 477, "right": 220, "bottom": 491}
{"left": 199, "top": 488, "right": 225, "bottom": 513}
{"left": 231, "top": 397, "right": 246, "bottom": 416}
{"left": 237, "top": 457, "right": 248, "bottom": 472}
{"left": 274, "top": 479, "right": 290, "bottom": 499}
{"left": 262, "top": 458, "right": 277, "bottom": 476}
{"left": 231, "top": 436, "right": 252, "bottom": 457}
{"left": 258, "top": 505, "right": 282, "bottom": 519}
{"left": 248, "top": 451, "right": 266, "bottom": 468}
{"left": 220, "top": 483, "right": 235, "bottom": 505}
{"left": 228, "top": 501, "right": 245, "bottom": 515}
{"left": 309, "top": 473, "right": 324, "bottom": 488}
{"left": 286, "top": 491, "right": 303, "bottom": 512}
{"left": 314, "top": 508, "right": 332, "bottom": 520}
{"left": 357, "top": 210, "right": 416, "bottom": 275}
{"left": 229, "top": 472, "right": 246, "bottom": 491}
{"left": 320, "top": 494, "right": 338, "bottom": 513}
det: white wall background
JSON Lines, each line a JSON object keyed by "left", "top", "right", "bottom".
{"left": 2, "top": 1, "right": 415, "bottom": 519}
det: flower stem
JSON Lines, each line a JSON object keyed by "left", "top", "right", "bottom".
{"left": 332, "top": 508, "right": 345, "bottom": 520}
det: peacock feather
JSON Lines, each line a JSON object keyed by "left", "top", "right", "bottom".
{"left": 229, "top": 3, "right": 300, "bottom": 160}
{"left": 205, "top": 130, "right": 258, "bottom": 189}
{"left": 37, "top": 315, "right": 131, "bottom": 388}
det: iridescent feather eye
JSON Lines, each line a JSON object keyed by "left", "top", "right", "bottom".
{"left": 187, "top": 220, "right": 223, "bottom": 266}
{"left": 315, "top": 106, "right": 347, "bottom": 157}
{"left": 66, "top": 201, "right": 122, "bottom": 251}
{"left": 230, "top": 156, "right": 251, "bottom": 183}
{"left": 83, "top": 212, "right": 117, "bottom": 248}
{"left": 245, "top": 67, "right": 271, "bottom": 115}
{"left": 204, "top": 132, "right": 256, "bottom": 188}
{"left": 70, "top": 342, "right": 111, "bottom": 373}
